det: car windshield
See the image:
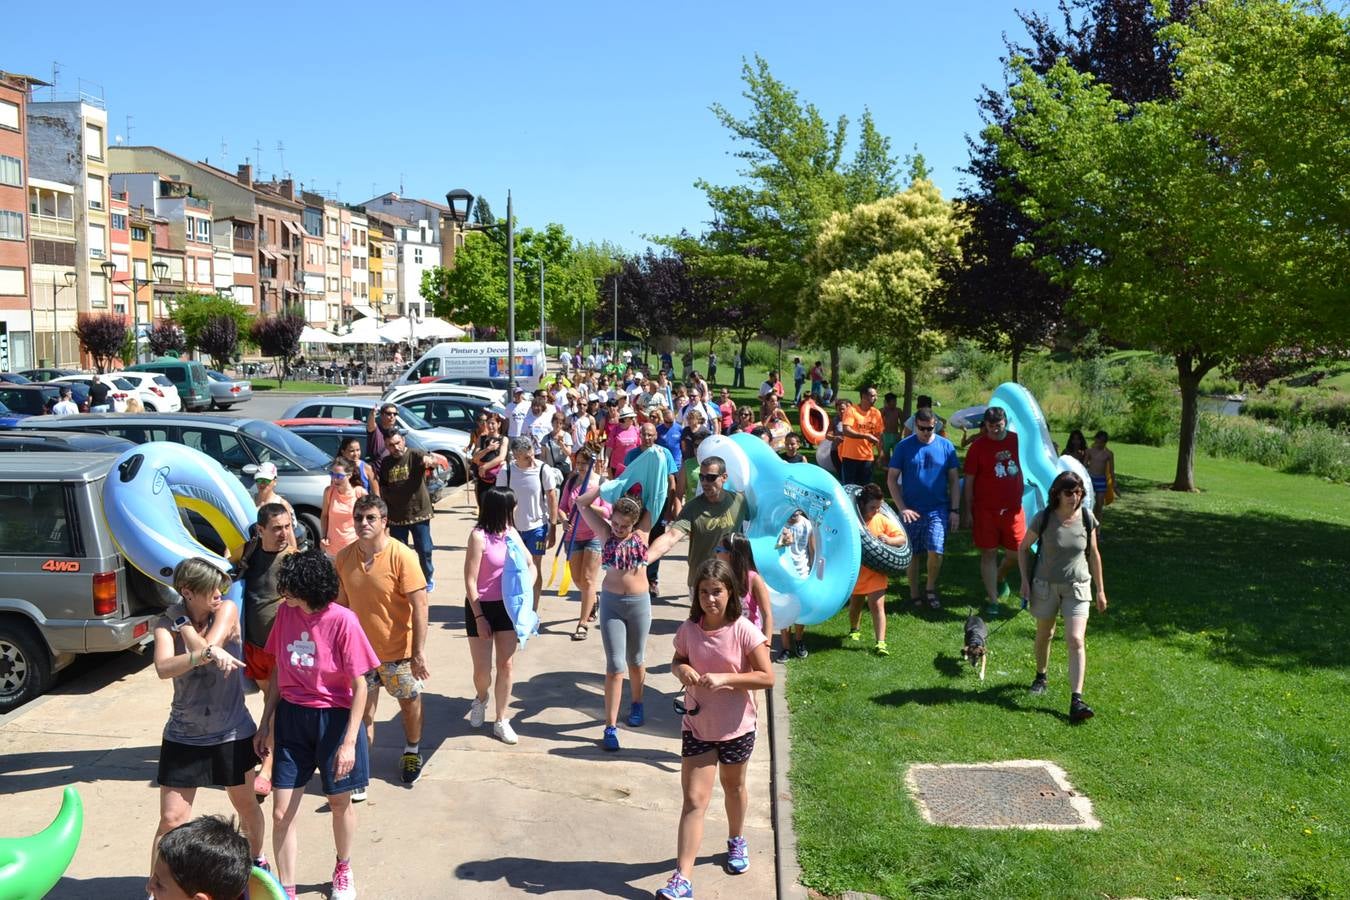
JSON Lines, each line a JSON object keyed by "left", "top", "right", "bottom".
{"left": 393, "top": 405, "right": 433, "bottom": 430}
{"left": 239, "top": 419, "right": 331, "bottom": 470}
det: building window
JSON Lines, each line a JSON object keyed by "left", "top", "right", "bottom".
{"left": 85, "top": 123, "right": 104, "bottom": 160}
{"left": 131, "top": 225, "right": 147, "bottom": 241}
{"left": 0, "top": 100, "right": 18, "bottom": 130}
{"left": 185, "top": 218, "right": 194, "bottom": 240}
{"left": 110, "top": 213, "right": 127, "bottom": 231}
{"left": 0, "top": 267, "right": 25, "bottom": 295}
{"left": 133, "top": 258, "right": 148, "bottom": 280}
{"left": 413, "top": 248, "right": 423, "bottom": 264}
{"left": 197, "top": 259, "right": 212, "bottom": 283}
{"left": 0, "top": 210, "right": 23, "bottom": 241}
{"left": 197, "top": 219, "right": 211, "bottom": 243}
{"left": 87, "top": 175, "right": 105, "bottom": 210}
{"left": 326, "top": 216, "right": 337, "bottom": 235}
{"left": 89, "top": 223, "right": 106, "bottom": 258}
{"left": 0, "top": 155, "right": 20, "bottom": 186}
{"left": 304, "top": 208, "right": 322, "bottom": 237}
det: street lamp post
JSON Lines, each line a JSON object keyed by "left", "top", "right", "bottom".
{"left": 442, "top": 187, "right": 516, "bottom": 394}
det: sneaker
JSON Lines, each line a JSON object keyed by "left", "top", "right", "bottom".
{"left": 627, "top": 701, "right": 645, "bottom": 727}
{"left": 468, "top": 696, "right": 486, "bottom": 728}
{"left": 794, "top": 642, "right": 808, "bottom": 659}
{"left": 602, "top": 725, "right": 620, "bottom": 751}
{"left": 1029, "top": 673, "right": 1048, "bottom": 695}
{"left": 1070, "top": 697, "right": 1095, "bottom": 723}
{"left": 350, "top": 788, "right": 367, "bottom": 803}
{"left": 998, "top": 580, "right": 1012, "bottom": 600}
{"left": 985, "top": 603, "right": 1000, "bottom": 618}
{"left": 400, "top": 751, "right": 424, "bottom": 785}
{"left": 494, "top": 718, "right": 519, "bottom": 745}
{"left": 726, "top": 835, "right": 749, "bottom": 874}
{"left": 655, "top": 870, "right": 693, "bottom": 899}
{"left": 874, "top": 641, "right": 889, "bottom": 657}
{"left": 331, "top": 858, "right": 356, "bottom": 900}
{"left": 848, "top": 629, "right": 861, "bottom": 642}
{"left": 775, "top": 647, "right": 791, "bottom": 663}
{"left": 284, "top": 888, "right": 298, "bottom": 900}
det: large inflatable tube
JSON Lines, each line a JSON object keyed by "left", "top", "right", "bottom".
{"left": 0, "top": 785, "right": 83, "bottom": 900}
{"left": 698, "top": 433, "right": 861, "bottom": 627}
{"left": 249, "top": 865, "right": 288, "bottom": 899}
{"left": 814, "top": 438, "right": 837, "bottom": 474}
{"left": 987, "top": 383, "right": 1094, "bottom": 523}
{"left": 843, "top": 484, "right": 913, "bottom": 576}
{"left": 799, "top": 398, "right": 830, "bottom": 445}
{"left": 103, "top": 442, "right": 256, "bottom": 631}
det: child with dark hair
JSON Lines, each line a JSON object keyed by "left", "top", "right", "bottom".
{"left": 148, "top": 815, "right": 251, "bottom": 900}
{"left": 255, "top": 549, "right": 379, "bottom": 900}
{"left": 657, "top": 559, "right": 774, "bottom": 899}
{"left": 714, "top": 532, "right": 773, "bottom": 640}
{"left": 846, "top": 483, "right": 908, "bottom": 656}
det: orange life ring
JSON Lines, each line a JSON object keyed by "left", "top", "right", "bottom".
{"left": 800, "top": 398, "right": 830, "bottom": 445}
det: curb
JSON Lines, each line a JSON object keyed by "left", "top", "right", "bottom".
{"left": 768, "top": 664, "right": 808, "bottom": 900}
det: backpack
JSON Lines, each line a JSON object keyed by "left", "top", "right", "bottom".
{"left": 1029, "top": 505, "right": 1095, "bottom": 582}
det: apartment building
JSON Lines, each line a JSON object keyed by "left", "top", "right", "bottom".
{"left": 0, "top": 71, "right": 43, "bottom": 369}
{"left": 108, "top": 191, "right": 130, "bottom": 315}
{"left": 113, "top": 172, "right": 215, "bottom": 299}
{"left": 367, "top": 220, "right": 384, "bottom": 310}
{"left": 350, "top": 208, "right": 369, "bottom": 319}
{"left": 300, "top": 192, "right": 326, "bottom": 324}
{"left": 251, "top": 178, "right": 304, "bottom": 316}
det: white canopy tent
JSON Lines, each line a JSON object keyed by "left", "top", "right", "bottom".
{"left": 377, "top": 316, "right": 467, "bottom": 342}
{"left": 299, "top": 326, "right": 341, "bottom": 344}
{"left": 337, "top": 317, "right": 390, "bottom": 345}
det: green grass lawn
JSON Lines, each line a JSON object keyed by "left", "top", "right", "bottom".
{"left": 784, "top": 443, "right": 1349, "bottom": 900}
{"left": 248, "top": 378, "right": 349, "bottom": 393}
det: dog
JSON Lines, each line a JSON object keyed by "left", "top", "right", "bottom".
{"left": 962, "top": 614, "right": 988, "bottom": 668}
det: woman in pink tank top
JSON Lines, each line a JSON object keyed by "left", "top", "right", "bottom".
{"left": 320, "top": 458, "right": 367, "bottom": 556}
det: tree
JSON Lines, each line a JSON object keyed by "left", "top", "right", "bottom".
{"left": 75, "top": 313, "right": 129, "bottom": 374}
{"left": 423, "top": 231, "right": 508, "bottom": 332}
{"left": 249, "top": 308, "right": 306, "bottom": 387}
{"left": 147, "top": 322, "right": 186, "bottom": 358}
{"left": 994, "top": 0, "right": 1350, "bottom": 490}
{"left": 472, "top": 197, "right": 495, "bottom": 227}
{"left": 196, "top": 315, "right": 240, "bottom": 369}
{"left": 805, "top": 180, "right": 963, "bottom": 413}
{"left": 169, "top": 292, "right": 253, "bottom": 357}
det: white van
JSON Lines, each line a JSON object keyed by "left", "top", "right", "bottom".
{"left": 398, "top": 341, "right": 547, "bottom": 392}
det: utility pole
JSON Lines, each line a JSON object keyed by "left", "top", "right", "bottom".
{"left": 506, "top": 191, "right": 515, "bottom": 396}
{"left": 537, "top": 258, "right": 546, "bottom": 352}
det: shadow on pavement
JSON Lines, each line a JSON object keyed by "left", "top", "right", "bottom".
{"left": 52, "top": 875, "right": 149, "bottom": 898}
{"left": 0, "top": 744, "right": 158, "bottom": 793}
{"left": 453, "top": 855, "right": 674, "bottom": 899}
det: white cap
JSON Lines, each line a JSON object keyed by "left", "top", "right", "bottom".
{"left": 255, "top": 462, "right": 279, "bottom": 481}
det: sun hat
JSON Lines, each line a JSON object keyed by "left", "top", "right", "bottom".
{"left": 255, "top": 462, "right": 278, "bottom": 481}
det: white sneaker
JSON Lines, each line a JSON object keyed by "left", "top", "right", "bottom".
{"left": 331, "top": 859, "right": 356, "bottom": 900}
{"left": 350, "top": 788, "right": 367, "bottom": 803}
{"left": 493, "top": 718, "right": 518, "bottom": 745}
{"left": 469, "top": 697, "right": 486, "bottom": 728}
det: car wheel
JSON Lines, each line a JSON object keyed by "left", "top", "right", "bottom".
{"left": 446, "top": 455, "right": 466, "bottom": 487}
{"left": 0, "top": 618, "right": 53, "bottom": 713}
{"left": 144, "top": 403, "right": 158, "bottom": 412}
{"left": 295, "top": 511, "right": 323, "bottom": 551}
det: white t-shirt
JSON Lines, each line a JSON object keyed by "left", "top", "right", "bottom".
{"left": 758, "top": 381, "right": 775, "bottom": 399}
{"left": 51, "top": 400, "right": 81, "bottom": 416}
{"left": 508, "top": 400, "right": 531, "bottom": 437}
{"left": 525, "top": 410, "right": 552, "bottom": 450}
{"left": 505, "top": 461, "right": 562, "bottom": 531}
{"left": 782, "top": 517, "right": 814, "bottom": 577}
{"left": 572, "top": 413, "right": 594, "bottom": 448}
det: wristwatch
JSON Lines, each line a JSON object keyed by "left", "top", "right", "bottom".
{"left": 171, "top": 615, "right": 190, "bottom": 633}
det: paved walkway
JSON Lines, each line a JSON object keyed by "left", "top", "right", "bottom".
{"left": 1, "top": 489, "right": 777, "bottom": 898}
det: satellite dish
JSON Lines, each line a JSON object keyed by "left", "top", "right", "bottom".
{"left": 114, "top": 135, "right": 124, "bottom": 144}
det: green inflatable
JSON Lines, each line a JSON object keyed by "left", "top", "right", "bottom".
{"left": 0, "top": 786, "right": 83, "bottom": 900}
{"left": 248, "top": 865, "right": 287, "bottom": 899}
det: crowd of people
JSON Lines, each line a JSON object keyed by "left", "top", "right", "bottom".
{"left": 144, "top": 346, "right": 1113, "bottom": 900}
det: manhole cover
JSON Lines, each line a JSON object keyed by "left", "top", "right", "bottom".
{"left": 905, "top": 760, "right": 1100, "bottom": 830}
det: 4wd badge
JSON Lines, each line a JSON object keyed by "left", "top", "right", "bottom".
{"left": 41, "top": 560, "right": 81, "bottom": 572}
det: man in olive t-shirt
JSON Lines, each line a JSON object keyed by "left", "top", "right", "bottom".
{"left": 378, "top": 432, "right": 435, "bottom": 590}
{"left": 648, "top": 455, "right": 749, "bottom": 586}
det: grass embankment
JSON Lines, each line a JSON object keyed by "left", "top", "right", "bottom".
{"left": 248, "top": 378, "right": 349, "bottom": 393}
{"left": 784, "top": 443, "right": 1349, "bottom": 899}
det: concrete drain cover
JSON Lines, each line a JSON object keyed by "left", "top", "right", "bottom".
{"left": 905, "top": 760, "right": 1100, "bottom": 830}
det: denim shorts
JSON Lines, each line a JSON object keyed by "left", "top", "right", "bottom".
{"left": 519, "top": 524, "right": 549, "bottom": 555}
{"left": 272, "top": 699, "right": 369, "bottom": 796}
{"left": 569, "top": 537, "right": 602, "bottom": 555}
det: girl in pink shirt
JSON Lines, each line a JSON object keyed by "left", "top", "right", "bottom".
{"left": 657, "top": 559, "right": 773, "bottom": 900}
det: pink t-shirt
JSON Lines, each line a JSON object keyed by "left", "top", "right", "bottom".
{"left": 606, "top": 425, "right": 640, "bottom": 475}
{"left": 559, "top": 478, "right": 611, "bottom": 543}
{"left": 741, "top": 570, "right": 764, "bottom": 631}
{"left": 673, "top": 615, "right": 767, "bottom": 742}
{"left": 473, "top": 528, "right": 509, "bottom": 602}
{"left": 719, "top": 400, "right": 735, "bottom": 431}
{"left": 264, "top": 601, "right": 379, "bottom": 709}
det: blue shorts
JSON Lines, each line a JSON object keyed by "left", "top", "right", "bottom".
{"left": 272, "top": 699, "right": 369, "bottom": 796}
{"left": 903, "top": 508, "right": 948, "bottom": 555}
{"left": 520, "top": 525, "right": 549, "bottom": 555}
{"left": 568, "top": 536, "right": 602, "bottom": 555}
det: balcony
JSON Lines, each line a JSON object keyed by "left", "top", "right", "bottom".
{"left": 186, "top": 196, "right": 211, "bottom": 211}
{"left": 31, "top": 215, "right": 76, "bottom": 240}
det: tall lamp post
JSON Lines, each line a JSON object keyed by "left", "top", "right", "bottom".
{"left": 609, "top": 257, "right": 622, "bottom": 361}
{"left": 52, "top": 271, "right": 76, "bottom": 367}
{"left": 132, "top": 260, "right": 169, "bottom": 363}
{"left": 443, "top": 187, "right": 516, "bottom": 394}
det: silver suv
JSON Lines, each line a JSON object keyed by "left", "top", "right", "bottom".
{"left": 12, "top": 413, "right": 334, "bottom": 546}
{"left": 0, "top": 453, "right": 173, "bottom": 712}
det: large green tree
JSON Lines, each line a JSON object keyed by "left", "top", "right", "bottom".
{"left": 168, "top": 292, "right": 253, "bottom": 358}
{"left": 805, "top": 179, "right": 963, "bottom": 413}
{"left": 996, "top": 0, "right": 1350, "bottom": 490}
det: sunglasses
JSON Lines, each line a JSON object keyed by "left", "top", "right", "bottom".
{"left": 673, "top": 692, "right": 701, "bottom": 716}
{"left": 355, "top": 514, "right": 385, "bottom": 524}
{"left": 330, "top": 472, "right": 348, "bottom": 479}
{"left": 699, "top": 473, "right": 723, "bottom": 483}
{"left": 255, "top": 477, "right": 273, "bottom": 485}
{"left": 916, "top": 425, "right": 935, "bottom": 433}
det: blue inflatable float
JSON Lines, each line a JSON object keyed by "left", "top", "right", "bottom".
{"left": 697, "top": 433, "right": 861, "bottom": 628}
{"left": 987, "top": 382, "right": 1095, "bottom": 522}
{"left": 102, "top": 442, "right": 256, "bottom": 630}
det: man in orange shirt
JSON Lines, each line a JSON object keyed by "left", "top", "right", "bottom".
{"left": 838, "top": 385, "right": 884, "bottom": 486}
{"left": 335, "top": 495, "right": 429, "bottom": 793}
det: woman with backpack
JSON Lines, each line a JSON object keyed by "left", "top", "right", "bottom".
{"left": 1017, "top": 470, "right": 1108, "bottom": 723}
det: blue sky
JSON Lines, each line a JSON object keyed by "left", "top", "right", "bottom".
{"left": 4, "top": 0, "right": 1055, "bottom": 252}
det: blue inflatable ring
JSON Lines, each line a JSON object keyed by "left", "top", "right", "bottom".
{"left": 102, "top": 442, "right": 257, "bottom": 629}
{"left": 987, "top": 382, "right": 1095, "bottom": 522}
{"left": 697, "top": 433, "right": 861, "bottom": 627}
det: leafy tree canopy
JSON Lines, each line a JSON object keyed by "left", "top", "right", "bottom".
{"left": 75, "top": 313, "right": 129, "bottom": 374}
{"left": 169, "top": 292, "right": 253, "bottom": 356}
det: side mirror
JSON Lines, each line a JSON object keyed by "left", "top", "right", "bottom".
{"left": 242, "top": 463, "right": 259, "bottom": 477}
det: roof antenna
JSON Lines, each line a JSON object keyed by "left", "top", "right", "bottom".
{"left": 276, "top": 140, "right": 286, "bottom": 177}
{"left": 125, "top": 115, "right": 134, "bottom": 144}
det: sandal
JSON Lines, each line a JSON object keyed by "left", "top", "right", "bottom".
{"left": 572, "top": 624, "right": 589, "bottom": 641}
{"left": 927, "top": 591, "right": 942, "bottom": 609}
{"left": 911, "top": 597, "right": 923, "bottom": 609}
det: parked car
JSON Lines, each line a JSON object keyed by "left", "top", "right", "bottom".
{"left": 49, "top": 374, "right": 137, "bottom": 412}
{"left": 0, "top": 401, "right": 27, "bottom": 428}
{"left": 205, "top": 370, "right": 254, "bottom": 410}
{"left": 11, "top": 414, "right": 334, "bottom": 546}
{"left": 277, "top": 396, "right": 471, "bottom": 485}
{"left": 18, "top": 367, "right": 82, "bottom": 383}
{"left": 125, "top": 358, "right": 213, "bottom": 412}
{"left": 383, "top": 381, "right": 508, "bottom": 406}
{"left": 0, "top": 453, "right": 174, "bottom": 712}
{"left": 0, "top": 383, "right": 90, "bottom": 418}
{"left": 395, "top": 393, "right": 495, "bottom": 433}
{"left": 0, "top": 430, "right": 136, "bottom": 453}
{"left": 0, "top": 373, "right": 33, "bottom": 384}
{"left": 276, "top": 419, "right": 452, "bottom": 503}
{"left": 109, "top": 371, "right": 183, "bottom": 413}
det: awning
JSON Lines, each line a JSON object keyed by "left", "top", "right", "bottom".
{"left": 347, "top": 302, "right": 378, "bottom": 320}
{"left": 337, "top": 317, "right": 390, "bottom": 344}
{"left": 285, "top": 221, "right": 304, "bottom": 239}
{"left": 258, "top": 248, "right": 277, "bottom": 262}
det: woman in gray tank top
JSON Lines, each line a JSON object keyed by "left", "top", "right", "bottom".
{"left": 1017, "top": 471, "right": 1109, "bottom": 724}
{"left": 149, "top": 558, "right": 267, "bottom": 876}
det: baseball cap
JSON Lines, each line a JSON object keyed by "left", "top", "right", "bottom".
{"left": 255, "top": 462, "right": 278, "bottom": 481}
{"left": 513, "top": 386, "right": 525, "bottom": 395}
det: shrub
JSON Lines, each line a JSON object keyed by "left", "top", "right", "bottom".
{"left": 1194, "top": 414, "right": 1349, "bottom": 482}
{"left": 838, "top": 346, "right": 864, "bottom": 377}
{"left": 741, "top": 339, "right": 778, "bottom": 370}
{"left": 1118, "top": 359, "right": 1176, "bottom": 446}
{"left": 75, "top": 313, "right": 129, "bottom": 373}
{"left": 943, "top": 340, "right": 1000, "bottom": 384}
